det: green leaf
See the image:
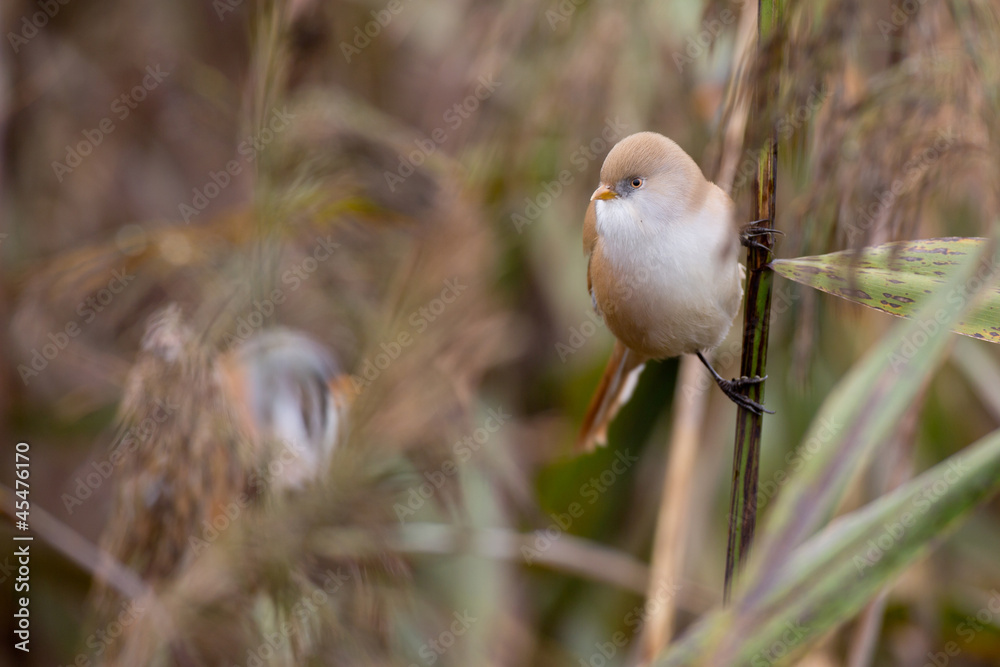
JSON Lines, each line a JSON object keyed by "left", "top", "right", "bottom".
{"left": 751, "top": 239, "right": 995, "bottom": 589}
{"left": 771, "top": 237, "right": 1000, "bottom": 343}
{"left": 656, "top": 426, "right": 1000, "bottom": 666}
{"left": 654, "top": 239, "right": 1000, "bottom": 665}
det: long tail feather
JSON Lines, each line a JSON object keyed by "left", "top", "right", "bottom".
{"left": 576, "top": 341, "right": 646, "bottom": 452}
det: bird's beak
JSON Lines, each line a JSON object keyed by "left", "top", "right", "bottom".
{"left": 591, "top": 184, "right": 618, "bottom": 201}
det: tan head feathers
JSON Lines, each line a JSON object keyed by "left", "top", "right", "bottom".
{"left": 599, "top": 131, "right": 705, "bottom": 191}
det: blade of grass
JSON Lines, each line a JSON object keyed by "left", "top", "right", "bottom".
{"left": 744, "top": 236, "right": 997, "bottom": 605}
{"left": 641, "top": 357, "right": 710, "bottom": 661}
{"left": 308, "top": 523, "right": 651, "bottom": 595}
{"left": 656, "top": 424, "right": 1000, "bottom": 665}
{"left": 651, "top": 233, "right": 1000, "bottom": 664}
{"left": 952, "top": 336, "right": 1000, "bottom": 419}
{"left": 846, "top": 590, "right": 889, "bottom": 667}
{"left": 846, "top": 412, "right": 918, "bottom": 667}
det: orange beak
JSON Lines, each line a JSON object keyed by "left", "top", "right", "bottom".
{"left": 591, "top": 184, "right": 618, "bottom": 201}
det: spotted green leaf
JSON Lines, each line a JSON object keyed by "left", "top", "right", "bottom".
{"left": 653, "top": 240, "right": 1000, "bottom": 665}
{"left": 772, "top": 237, "right": 1000, "bottom": 342}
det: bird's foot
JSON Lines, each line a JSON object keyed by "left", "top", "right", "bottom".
{"left": 740, "top": 219, "right": 783, "bottom": 255}
{"left": 695, "top": 351, "right": 774, "bottom": 415}
{"left": 715, "top": 375, "right": 774, "bottom": 415}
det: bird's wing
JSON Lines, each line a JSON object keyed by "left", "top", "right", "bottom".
{"left": 584, "top": 200, "right": 600, "bottom": 314}
{"left": 583, "top": 199, "right": 598, "bottom": 256}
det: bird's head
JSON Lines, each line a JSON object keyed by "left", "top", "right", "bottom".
{"left": 590, "top": 132, "right": 708, "bottom": 228}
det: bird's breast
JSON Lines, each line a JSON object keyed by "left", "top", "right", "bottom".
{"left": 590, "top": 198, "right": 742, "bottom": 359}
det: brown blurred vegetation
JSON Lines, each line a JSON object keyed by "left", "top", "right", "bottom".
{"left": 2, "top": 0, "right": 1000, "bottom": 665}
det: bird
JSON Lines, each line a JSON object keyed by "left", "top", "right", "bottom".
{"left": 89, "top": 305, "right": 359, "bottom": 664}
{"left": 93, "top": 306, "right": 350, "bottom": 635}
{"left": 219, "top": 326, "right": 350, "bottom": 491}
{"left": 576, "top": 131, "right": 771, "bottom": 451}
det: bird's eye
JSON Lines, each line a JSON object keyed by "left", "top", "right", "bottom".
{"left": 630, "top": 178, "right": 643, "bottom": 188}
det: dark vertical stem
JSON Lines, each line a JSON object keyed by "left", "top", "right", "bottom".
{"left": 723, "top": 0, "right": 780, "bottom": 604}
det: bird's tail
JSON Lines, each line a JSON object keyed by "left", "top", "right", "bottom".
{"left": 576, "top": 341, "right": 647, "bottom": 452}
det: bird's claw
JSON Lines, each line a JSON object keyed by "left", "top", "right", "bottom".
{"left": 740, "top": 221, "right": 782, "bottom": 255}
{"left": 694, "top": 351, "right": 774, "bottom": 416}
{"left": 716, "top": 375, "right": 774, "bottom": 415}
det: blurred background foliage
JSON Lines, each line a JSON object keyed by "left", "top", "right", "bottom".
{"left": 2, "top": 0, "right": 1000, "bottom": 665}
